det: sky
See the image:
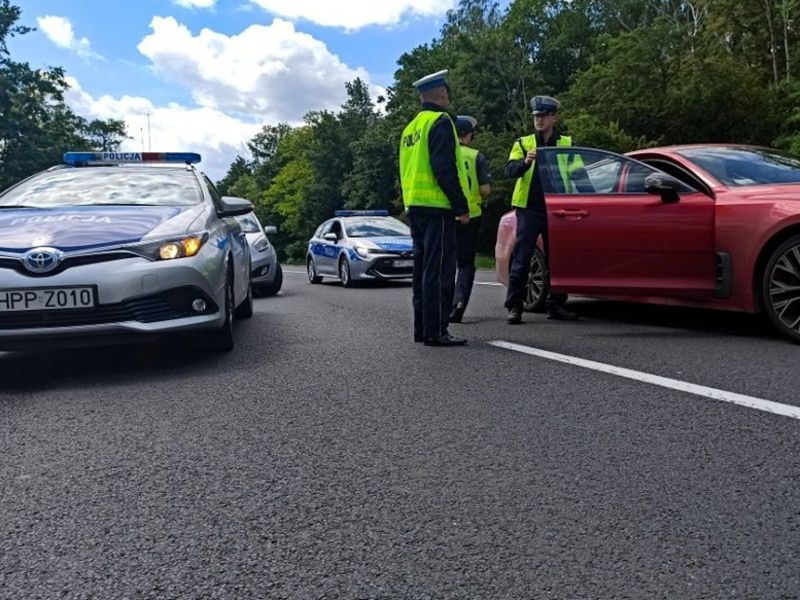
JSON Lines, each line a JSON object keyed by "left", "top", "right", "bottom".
{"left": 9, "top": 0, "right": 470, "bottom": 179}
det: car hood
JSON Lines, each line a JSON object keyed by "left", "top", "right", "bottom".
{"left": 354, "top": 236, "right": 413, "bottom": 252}
{"left": 0, "top": 205, "right": 203, "bottom": 252}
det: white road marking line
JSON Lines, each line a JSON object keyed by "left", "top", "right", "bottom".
{"left": 489, "top": 340, "right": 800, "bottom": 421}
{"left": 475, "top": 281, "right": 504, "bottom": 286}
{"left": 284, "top": 269, "right": 307, "bottom": 275}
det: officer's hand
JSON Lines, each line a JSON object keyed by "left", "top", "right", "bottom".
{"left": 524, "top": 149, "right": 537, "bottom": 165}
{"left": 456, "top": 213, "right": 470, "bottom": 224}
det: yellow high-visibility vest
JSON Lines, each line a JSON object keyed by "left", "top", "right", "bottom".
{"left": 460, "top": 145, "right": 483, "bottom": 218}
{"left": 400, "top": 111, "right": 469, "bottom": 211}
{"left": 509, "top": 134, "right": 579, "bottom": 208}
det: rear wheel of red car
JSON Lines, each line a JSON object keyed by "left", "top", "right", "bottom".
{"left": 762, "top": 234, "right": 800, "bottom": 343}
{"left": 523, "top": 248, "right": 548, "bottom": 313}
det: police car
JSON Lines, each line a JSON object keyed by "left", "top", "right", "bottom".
{"left": 235, "top": 212, "right": 282, "bottom": 296}
{"left": 0, "top": 151, "right": 253, "bottom": 351}
{"left": 306, "top": 210, "right": 413, "bottom": 286}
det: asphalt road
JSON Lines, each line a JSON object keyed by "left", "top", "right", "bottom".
{"left": 2, "top": 269, "right": 800, "bottom": 599}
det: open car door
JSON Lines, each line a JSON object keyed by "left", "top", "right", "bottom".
{"left": 536, "top": 147, "right": 716, "bottom": 298}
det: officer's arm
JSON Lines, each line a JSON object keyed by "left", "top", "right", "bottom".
{"left": 428, "top": 116, "right": 469, "bottom": 216}
{"left": 505, "top": 141, "right": 530, "bottom": 179}
{"left": 477, "top": 152, "right": 492, "bottom": 198}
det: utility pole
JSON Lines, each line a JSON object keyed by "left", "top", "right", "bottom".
{"left": 147, "top": 112, "right": 152, "bottom": 151}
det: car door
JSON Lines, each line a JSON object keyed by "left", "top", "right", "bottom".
{"left": 203, "top": 175, "right": 249, "bottom": 301}
{"left": 318, "top": 219, "right": 344, "bottom": 274}
{"left": 536, "top": 147, "right": 716, "bottom": 297}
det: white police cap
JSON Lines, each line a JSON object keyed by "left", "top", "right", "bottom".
{"left": 413, "top": 69, "right": 449, "bottom": 91}
{"left": 531, "top": 95, "right": 561, "bottom": 114}
{"left": 455, "top": 115, "right": 478, "bottom": 135}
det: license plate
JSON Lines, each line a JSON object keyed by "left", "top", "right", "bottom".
{"left": 393, "top": 259, "right": 413, "bottom": 268}
{"left": 0, "top": 287, "right": 96, "bottom": 312}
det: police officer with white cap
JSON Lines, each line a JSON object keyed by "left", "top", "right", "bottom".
{"left": 399, "top": 69, "right": 470, "bottom": 346}
{"left": 504, "top": 95, "right": 579, "bottom": 325}
{"left": 449, "top": 115, "right": 491, "bottom": 324}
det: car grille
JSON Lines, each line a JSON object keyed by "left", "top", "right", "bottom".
{"left": 0, "top": 251, "right": 138, "bottom": 277}
{"left": 368, "top": 257, "right": 414, "bottom": 277}
{"left": 0, "top": 287, "right": 216, "bottom": 330}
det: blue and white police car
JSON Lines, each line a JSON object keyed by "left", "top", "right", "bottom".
{"left": 306, "top": 210, "right": 413, "bottom": 287}
{"left": 0, "top": 152, "right": 253, "bottom": 351}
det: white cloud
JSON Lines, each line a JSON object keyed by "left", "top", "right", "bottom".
{"left": 137, "top": 17, "right": 381, "bottom": 122}
{"left": 64, "top": 77, "right": 261, "bottom": 180}
{"left": 173, "top": 0, "right": 216, "bottom": 8}
{"left": 36, "top": 15, "right": 104, "bottom": 60}
{"left": 248, "top": 0, "right": 455, "bottom": 29}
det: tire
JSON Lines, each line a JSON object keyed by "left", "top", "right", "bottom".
{"left": 523, "top": 248, "right": 549, "bottom": 313}
{"left": 208, "top": 270, "right": 235, "bottom": 352}
{"left": 339, "top": 256, "right": 353, "bottom": 288}
{"left": 762, "top": 234, "right": 800, "bottom": 343}
{"left": 307, "top": 256, "right": 322, "bottom": 284}
{"left": 235, "top": 275, "right": 253, "bottom": 319}
{"left": 261, "top": 264, "right": 283, "bottom": 296}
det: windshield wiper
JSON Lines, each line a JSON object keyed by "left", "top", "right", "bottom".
{"left": 0, "top": 205, "right": 39, "bottom": 209}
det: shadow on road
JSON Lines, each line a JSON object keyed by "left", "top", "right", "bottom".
{"left": 570, "top": 299, "right": 781, "bottom": 341}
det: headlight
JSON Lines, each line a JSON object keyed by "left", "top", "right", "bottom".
{"left": 354, "top": 246, "right": 380, "bottom": 258}
{"left": 133, "top": 234, "right": 208, "bottom": 261}
{"left": 254, "top": 236, "right": 270, "bottom": 252}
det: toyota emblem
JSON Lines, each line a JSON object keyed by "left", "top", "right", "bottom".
{"left": 23, "top": 247, "right": 63, "bottom": 274}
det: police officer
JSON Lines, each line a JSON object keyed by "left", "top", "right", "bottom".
{"left": 449, "top": 115, "right": 491, "bottom": 324}
{"left": 399, "top": 69, "right": 470, "bottom": 346}
{"left": 505, "top": 95, "right": 579, "bottom": 325}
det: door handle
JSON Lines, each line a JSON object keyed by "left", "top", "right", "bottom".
{"left": 553, "top": 209, "right": 590, "bottom": 220}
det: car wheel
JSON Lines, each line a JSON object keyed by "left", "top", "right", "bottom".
{"left": 262, "top": 264, "right": 283, "bottom": 296}
{"left": 339, "top": 257, "right": 353, "bottom": 288}
{"left": 762, "top": 234, "right": 800, "bottom": 343}
{"left": 523, "top": 248, "right": 548, "bottom": 313}
{"left": 208, "top": 269, "right": 235, "bottom": 352}
{"left": 307, "top": 256, "right": 322, "bottom": 284}
{"left": 235, "top": 275, "right": 253, "bottom": 319}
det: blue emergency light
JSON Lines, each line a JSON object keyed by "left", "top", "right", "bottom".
{"left": 334, "top": 210, "right": 390, "bottom": 217}
{"left": 63, "top": 152, "right": 202, "bottom": 166}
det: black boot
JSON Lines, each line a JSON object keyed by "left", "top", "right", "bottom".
{"left": 507, "top": 306, "right": 523, "bottom": 325}
{"left": 449, "top": 303, "right": 466, "bottom": 323}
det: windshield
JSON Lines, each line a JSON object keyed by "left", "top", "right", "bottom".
{"left": 677, "top": 147, "right": 800, "bottom": 187}
{"left": 236, "top": 214, "right": 262, "bottom": 233}
{"left": 0, "top": 167, "right": 203, "bottom": 207}
{"left": 345, "top": 217, "right": 410, "bottom": 238}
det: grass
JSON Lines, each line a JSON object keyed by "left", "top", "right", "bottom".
{"left": 475, "top": 254, "right": 496, "bottom": 270}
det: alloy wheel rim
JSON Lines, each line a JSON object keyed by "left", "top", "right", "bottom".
{"left": 308, "top": 260, "right": 315, "bottom": 281}
{"left": 340, "top": 261, "right": 349, "bottom": 284}
{"left": 768, "top": 244, "right": 800, "bottom": 333}
{"left": 526, "top": 255, "right": 544, "bottom": 305}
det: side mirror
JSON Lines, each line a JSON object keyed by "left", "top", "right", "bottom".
{"left": 322, "top": 233, "right": 338, "bottom": 242}
{"left": 645, "top": 173, "right": 680, "bottom": 203}
{"left": 264, "top": 225, "right": 277, "bottom": 235}
{"left": 219, "top": 196, "right": 254, "bottom": 217}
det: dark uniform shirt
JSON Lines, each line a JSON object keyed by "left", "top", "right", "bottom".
{"left": 475, "top": 152, "right": 492, "bottom": 186}
{"left": 407, "top": 102, "right": 469, "bottom": 218}
{"left": 504, "top": 129, "right": 562, "bottom": 208}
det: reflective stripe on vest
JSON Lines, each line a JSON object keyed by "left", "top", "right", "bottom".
{"left": 510, "top": 134, "right": 573, "bottom": 209}
{"left": 400, "top": 111, "right": 470, "bottom": 211}
{"left": 460, "top": 145, "right": 482, "bottom": 218}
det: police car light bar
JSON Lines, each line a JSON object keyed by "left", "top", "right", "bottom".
{"left": 63, "top": 152, "right": 202, "bottom": 166}
{"left": 334, "top": 210, "right": 390, "bottom": 217}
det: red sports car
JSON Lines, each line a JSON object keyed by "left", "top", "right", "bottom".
{"left": 495, "top": 144, "right": 800, "bottom": 342}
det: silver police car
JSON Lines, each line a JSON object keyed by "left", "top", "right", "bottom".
{"left": 306, "top": 210, "right": 413, "bottom": 287}
{"left": 0, "top": 152, "right": 253, "bottom": 352}
{"left": 235, "top": 212, "right": 282, "bottom": 296}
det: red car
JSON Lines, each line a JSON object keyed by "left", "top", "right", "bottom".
{"left": 495, "top": 144, "right": 800, "bottom": 342}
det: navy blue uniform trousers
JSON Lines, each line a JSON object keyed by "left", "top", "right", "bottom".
{"left": 409, "top": 212, "right": 456, "bottom": 339}
{"left": 504, "top": 204, "right": 567, "bottom": 310}
{"left": 454, "top": 216, "right": 481, "bottom": 310}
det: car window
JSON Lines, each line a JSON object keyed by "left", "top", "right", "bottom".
{"left": 0, "top": 167, "right": 203, "bottom": 207}
{"left": 202, "top": 175, "right": 224, "bottom": 211}
{"left": 538, "top": 148, "right": 693, "bottom": 195}
{"left": 344, "top": 217, "right": 410, "bottom": 238}
{"left": 329, "top": 220, "right": 342, "bottom": 238}
{"left": 677, "top": 147, "right": 800, "bottom": 186}
{"left": 638, "top": 158, "right": 706, "bottom": 192}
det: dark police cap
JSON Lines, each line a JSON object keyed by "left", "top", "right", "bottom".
{"left": 531, "top": 95, "right": 561, "bottom": 115}
{"left": 455, "top": 115, "right": 477, "bottom": 136}
{"left": 412, "top": 69, "right": 449, "bottom": 91}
